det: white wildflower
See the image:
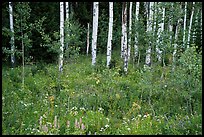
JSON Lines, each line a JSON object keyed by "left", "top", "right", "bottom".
{"left": 105, "top": 124, "right": 109, "bottom": 128}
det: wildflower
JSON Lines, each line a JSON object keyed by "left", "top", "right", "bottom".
{"left": 96, "top": 79, "right": 100, "bottom": 84}
{"left": 42, "top": 125, "right": 48, "bottom": 133}
{"left": 75, "top": 118, "right": 78, "bottom": 128}
{"left": 88, "top": 131, "right": 91, "bottom": 135}
{"left": 80, "top": 107, "right": 85, "bottom": 111}
{"left": 127, "top": 128, "right": 131, "bottom": 131}
{"left": 98, "top": 107, "right": 104, "bottom": 112}
{"left": 100, "top": 127, "right": 104, "bottom": 132}
{"left": 54, "top": 116, "right": 57, "bottom": 128}
{"left": 58, "top": 122, "right": 60, "bottom": 129}
{"left": 67, "top": 120, "right": 70, "bottom": 128}
{"left": 106, "top": 118, "right": 110, "bottom": 122}
{"left": 132, "top": 118, "right": 135, "bottom": 121}
{"left": 39, "top": 116, "right": 43, "bottom": 129}
{"left": 105, "top": 124, "right": 109, "bottom": 128}
{"left": 43, "top": 113, "right": 47, "bottom": 118}
{"left": 74, "top": 111, "right": 78, "bottom": 116}
{"left": 79, "top": 117, "right": 82, "bottom": 124}
{"left": 81, "top": 123, "right": 85, "bottom": 130}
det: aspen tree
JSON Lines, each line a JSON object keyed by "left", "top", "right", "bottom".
{"left": 122, "top": 2, "right": 128, "bottom": 73}
{"left": 156, "top": 2, "right": 165, "bottom": 62}
{"left": 182, "top": 2, "right": 187, "bottom": 47}
{"left": 87, "top": 23, "right": 90, "bottom": 56}
{"left": 173, "top": 4, "right": 182, "bottom": 70}
{"left": 187, "top": 2, "right": 195, "bottom": 48}
{"left": 91, "top": 2, "right": 99, "bottom": 66}
{"left": 145, "top": 2, "right": 154, "bottom": 67}
{"left": 65, "top": 2, "right": 69, "bottom": 51}
{"left": 107, "top": 2, "right": 113, "bottom": 67}
{"left": 128, "top": 2, "right": 132, "bottom": 61}
{"left": 59, "top": 2, "right": 64, "bottom": 72}
{"left": 9, "top": 2, "right": 15, "bottom": 68}
{"left": 134, "top": 2, "right": 140, "bottom": 62}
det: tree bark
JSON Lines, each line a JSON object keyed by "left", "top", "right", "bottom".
{"left": 59, "top": 2, "right": 64, "bottom": 72}
{"left": 187, "top": 2, "right": 195, "bottom": 48}
{"left": 182, "top": 2, "right": 187, "bottom": 47}
{"left": 145, "top": 2, "right": 154, "bottom": 67}
{"left": 91, "top": 2, "right": 99, "bottom": 66}
{"left": 87, "top": 23, "right": 90, "bottom": 56}
{"left": 9, "top": 2, "right": 15, "bottom": 68}
{"left": 128, "top": 2, "right": 132, "bottom": 61}
{"left": 107, "top": 2, "right": 113, "bottom": 67}
{"left": 122, "top": 2, "right": 128, "bottom": 73}
{"left": 134, "top": 2, "right": 140, "bottom": 61}
{"left": 156, "top": 2, "right": 165, "bottom": 63}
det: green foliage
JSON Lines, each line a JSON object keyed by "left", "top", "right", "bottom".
{"left": 64, "top": 13, "right": 85, "bottom": 62}
{"left": 2, "top": 51, "right": 202, "bottom": 135}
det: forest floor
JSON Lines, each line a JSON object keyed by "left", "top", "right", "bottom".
{"left": 2, "top": 51, "right": 202, "bottom": 135}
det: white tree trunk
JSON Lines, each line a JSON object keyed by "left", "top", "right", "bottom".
{"left": 134, "top": 2, "right": 140, "bottom": 59}
{"left": 168, "top": 3, "right": 173, "bottom": 46}
{"left": 59, "top": 2, "right": 64, "bottom": 72}
{"left": 121, "top": 6, "right": 124, "bottom": 58}
{"left": 128, "top": 2, "right": 132, "bottom": 61}
{"left": 156, "top": 2, "right": 165, "bottom": 62}
{"left": 91, "top": 2, "right": 99, "bottom": 66}
{"left": 192, "top": 8, "right": 199, "bottom": 44}
{"left": 9, "top": 2, "right": 15, "bottom": 68}
{"left": 86, "top": 23, "right": 90, "bottom": 56}
{"left": 122, "top": 2, "right": 128, "bottom": 73}
{"left": 182, "top": 2, "right": 187, "bottom": 47}
{"left": 65, "top": 2, "right": 69, "bottom": 53}
{"left": 145, "top": 2, "right": 154, "bottom": 67}
{"left": 153, "top": 2, "right": 157, "bottom": 37}
{"left": 201, "top": 8, "right": 202, "bottom": 44}
{"left": 107, "top": 2, "right": 113, "bottom": 67}
{"left": 173, "top": 12, "right": 182, "bottom": 70}
{"left": 187, "top": 2, "right": 195, "bottom": 48}
{"left": 66, "top": 2, "right": 69, "bottom": 20}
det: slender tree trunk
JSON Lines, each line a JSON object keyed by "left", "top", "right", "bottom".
{"left": 134, "top": 2, "right": 140, "bottom": 62}
{"left": 192, "top": 8, "right": 199, "bottom": 44}
{"left": 187, "top": 2, "right": 195, "bottom": 48}
{"left": 145, "top": 2, "right": 154, "bottom": 68}
{"left": 65, "top": 2, "right": 69, "bottom": 55}
{"left": 122, "top": 2, "right": 128, "bottom": 73}
{"left": 20, "top": 5, "right": 24, "bottom": 89}
{"left": 173, "top": 12, "right": 182, "bottom": 70}
{"left": 66, "top": 2, "right": 69, "bottom": 20}
{"left": 156, "top": 2, "right": 165, "bottom": 63}
{"left": 9, "top": 2, "right": 15, "bottom": 68}
{"left": 168, "top": 3, "right": 173, "bottom": 46}
{"left": 91, "top": 2, "right": 99, "bottom": 66}
{"left": 59, "top": 2, "right": 64, "bottom": 72}
{"left": 121, "top": 5, "right": 124, "bottom": 58}
{"left": 107, "top": 2, "right": 113, "bottom": 67}
{"left": 86, "top": 23, "right": 90, "bottom": 56}
{"left": 201, "top": 8, "right": 202, "bottom": 44}
{"left": 182, "top": 2, "right": 187, "bottom": 47}
{"left": 128, "top": 2, "right": 132, "bottom": 61}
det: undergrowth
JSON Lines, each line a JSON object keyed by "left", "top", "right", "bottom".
{"left": 2, "top": 47, "right": 202, "bottom": 135}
